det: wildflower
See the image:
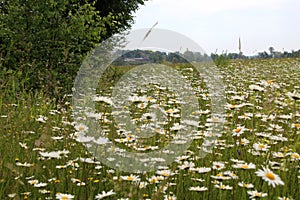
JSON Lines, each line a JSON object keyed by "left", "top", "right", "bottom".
{"left": 212, "top": 161, "right": 226, "bottom": 170}
{"left": 189, "top": 186, "right": 208, "bottom": 191}
{"left": 28, "top": 180, "right": 39, "bottom": 185}
{"left": 191, "top": 178, "right": 205, "bottom": 182}
{"left": 230, "top": 158, "right": 245, "bottom": 163}
{"left": 148, "top": 175, "right": 164, "bottom": 184}
{"left": 249, "top": 84, "right": 264, "bottom": 92}
{"left": 92, "top": 96, "right": 114, "bottom": 105}
{"left": 233, "top": 162, "right": 256, "bottom": 170}
{"left": 156, "top": 169, "right": 175, "bottom": 177}
{"left": 225, "top": 103, "right": 244, "bottom": 110}
{"left": 292, "top": 123, "right": 300, "bottom": 129}
{"left": 16, "top": 162, "right": 34, "bottom": 167}
{"left": 178, "top": 161, "right": 195, "bottom": 170}
{"left": 95, "top": 190, "right": 116, "bottom": 199}
{"left": 39, "top": 151, "right": 62, "bottom": 159}
{"left": 238, "top": 182, "right": 254, "bottom": 188}
{"left": 137, "top": 181, "right": 148, "bottom": 189}
{"left": 19, "top": 142, "right": 28, "bottom": 149}
{"left": 232, "top": 126, "right": 247, "bottom": 137}
{"left": 211, "top": 173, "right": 231, "bottom": 180}
{"left": 253, "top": 143, "right": 270, "bottom": 151}
{"left": 36, "top": 115, "right": 48, "bottom": 123}
{"left": 214, "top": 183, "right": 233, "bottom": 190}
{"left": 189, "top": 167, "right": 211, "bottom": 173}
{"left": 247, "top": 190, "right": 268, "bottom": 199}
{"left": 288, "top": 152, "right": 300, "bottom": 161}
{"left": 224, "top": 171, "right": 239, "bottom": 179}
{"left": 255, "top": 166, "right": 284, "bottom": 187}
{"left": 170, "top": 123, "right": 185, "bottom": 131}
{"left": 273, "top": 152, "right": 285, "bottom": 158}
{"left": 120, "top": 174, "right": 140, "bottom": 182}
{"left": 164, "top": 194, "right": 177, "bottom": 200}
{"left": 52, "top": 136, "right": 64, "bottom": 140}
{"left": 33, "top": 182, "right": 47, "bottom": 188}
{"left": 74, "top": 123, "right": 88, "bottom": 133}
{"left": 8, "top": 193, "right": 16, "bottom": 198}
{"left": 56, "top": 193, "right": 74, "bottom": 199}
{"left": 39, "top": 189, "right": 51, "bottom": 194}
{"left": 287, "top": 91, "right": 300, "bottom": 100}
{"left": 237, "top": 138, "right": 250, "bottom": 146}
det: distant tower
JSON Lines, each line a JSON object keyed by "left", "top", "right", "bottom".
{"left": 238, "top": 37, "right": 243, "bottom": 58}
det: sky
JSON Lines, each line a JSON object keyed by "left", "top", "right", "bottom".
{"left": 131, "top": 0, "right": 300, "bottom": 56}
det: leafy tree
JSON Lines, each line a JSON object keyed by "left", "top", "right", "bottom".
{"left": 0, "top": 0, "right": 146, "bottom": 98}
{"left": 91, "top": 0, "right": 146, "bottom": 38}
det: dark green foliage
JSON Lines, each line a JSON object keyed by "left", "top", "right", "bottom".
{"left": 0, "top": 0, "right": 146, "bottom": 99}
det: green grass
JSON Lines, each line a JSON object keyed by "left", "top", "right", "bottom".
{"left": 1, "top": 58, "right": 300, "bottom": 199}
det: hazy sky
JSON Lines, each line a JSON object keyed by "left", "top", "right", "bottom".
{"left": 131, "top": 0, "right": 300, "bottom": 55}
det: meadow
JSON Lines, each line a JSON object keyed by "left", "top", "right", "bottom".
{"left": 0, "top": 58, "right": 300, "bottom": 200}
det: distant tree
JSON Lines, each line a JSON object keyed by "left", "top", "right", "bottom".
{"left": 269, "top": 47, "right": 275, "bottom": 57}
{"left": 183, "top": 49, "right": 194, "bottom": 61}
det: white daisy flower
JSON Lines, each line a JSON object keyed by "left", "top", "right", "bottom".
{"left": 232, "top": 162, "right": 256, "bottom": 170}
{"left": 253, "top": 143, "right": 270, "bottom": 151}
{"left": 189, "top": 186, "right": 208, "bottom": 191}
{"left": 95, "top": 190, "right": 116, "bottom": 199}
{"left": 120, "top": 174, "right": 140, "bottom": 182}
{"left": 212, "top": 161, "right": 226, "bottom": 170}
{"left": 247, "top": 190, "right": 267, "bottom": 199}
{"left": 56, "top": 193, "right": 74, "bottom": 199}
{"left": 249, "top": 84, "right": 264, "bottom": 92}
{"left": 214, "top": 183, "right": 233, "bottom": 190}
{"left": 255, "top": 166, "right": 284, "bottom": 187}
{"left": 238, "top": 181, "right": 254, "bottom": 188}
{"left": 232, "top": 126, "right": 247, "bottom": 137}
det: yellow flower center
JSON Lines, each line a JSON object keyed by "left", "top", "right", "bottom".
{"left": 294, "top": 124, "right": 300, "bottom": 128}
{"left": 292, "top": 153, "right": 300, "bottom": 159}
{"left": 127, "top": 176, "right": 134, "bottom": 181}
{"left": 265, "top": 172, "right": 275, "bottom": 180}
{"left": 235, "top": 128, "right": 241, "bottom": 133}
{"left": 256, "top": 192, "right": 262, "bottom": 197}
{"left": 146, "top": 97, "right": 153, "bottom": 101}
{"left": 150, "top": 178, "right": 157, "bottom": 183}
{"left": 259, "top": 144, "right": 265, "bottom": 149}
{"left": 240, "top": 165, "right": 249, "bottom": 169}
{"left": 78, "top": 126, "right": 85, "bottom": 131}
{"left": 162, "top": 172, "right": 170, "bottom": 177}
{"left": 220, "top": 185, "right": 226, "bottom": 189}
{"left": 62, "top": 196, "right": 69, "bottom": 200}
{"left": 267, "top": 80, "right": 273, "bottom": 84}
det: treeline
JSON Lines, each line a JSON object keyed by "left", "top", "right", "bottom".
{"left": 114, "top": 49, "right": 212, "bottom": 65}
{"left": 212, "top": 47, "right": 300, "bottom": 60}
{"left": 113, "top": 48, "right": 300, "bottom": 65}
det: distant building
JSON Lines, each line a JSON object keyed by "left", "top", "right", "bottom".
{"left": 124, "top": 57, "right": 151, "bottom": 62}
